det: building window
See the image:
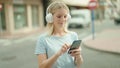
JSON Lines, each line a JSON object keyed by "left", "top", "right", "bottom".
{"left": 31, "top": 5, "right": 39, "bottom": 28}
{"left": 13, "top": 5, "right": 27, "bottom": 29}
{"left": 0, "top": 4, "right": 6, "bottom": 31}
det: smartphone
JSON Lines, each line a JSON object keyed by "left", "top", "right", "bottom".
{"left": 68, "top": 40, "right": 82, "bottom": 54}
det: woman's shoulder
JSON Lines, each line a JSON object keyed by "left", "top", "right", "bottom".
{"left": 68, "top": 31, "right": 78, "bottom": 40}
{"left": 38, "top": 33, "right": 49, "bottom": 40}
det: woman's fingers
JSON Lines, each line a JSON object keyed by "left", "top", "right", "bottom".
{"left": 62, "top": 44, "right": 70, "bottom": 52}
{"left": 64, "top": 44, "right": 70, "bottom": 49}
{"left": 59, "top": 43, "right": 70, "bottom": 55}
{"left": 70, "top": 48, "right": 81, "bottom": 57}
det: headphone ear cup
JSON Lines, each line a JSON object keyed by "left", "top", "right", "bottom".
{"left": 67, "top": 14, "right": 71, "bottom": 21}
{"left": 45, "top": 13, "right": 53, "bottom": 23}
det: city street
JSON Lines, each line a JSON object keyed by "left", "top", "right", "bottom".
{"left": 0, "top": 20, "right": 120, "bottom": 68}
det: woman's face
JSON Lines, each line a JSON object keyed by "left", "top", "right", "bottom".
{"left": 53, "top": 8, "right": 68, "bottom": 29}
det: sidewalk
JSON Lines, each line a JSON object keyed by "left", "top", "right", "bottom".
{"left": 0, "top": 28, "right": 46, "bottom": 46}
{"left": 83, "top": 28, "right": 120, "bottom": 54}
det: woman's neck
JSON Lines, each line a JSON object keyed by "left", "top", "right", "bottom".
{"left": 52, "top": 28, "right": 66, "bottom": 36}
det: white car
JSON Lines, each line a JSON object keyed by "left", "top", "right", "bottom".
{"left": 69, "top": 9, "right": 91, "bottom": 28}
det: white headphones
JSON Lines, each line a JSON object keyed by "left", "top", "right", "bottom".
{"left": 45, "top": 2, "right": 71, "bottom": 23}
{"left": 46, "top": 13, "right": 53, "bottom": 23}
{"left": 46, "top": 13, "right": 71, "bottom": 23}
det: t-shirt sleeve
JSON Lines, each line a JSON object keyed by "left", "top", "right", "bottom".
{"left": 34, "top": 36, "right": 46, "bottom": 55}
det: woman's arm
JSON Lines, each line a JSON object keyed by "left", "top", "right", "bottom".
{"left": 38, "top": 44, "right": 70, "bottom": 68}
{"left": 70, "top": 47, "right": 83, "bottom": 68}
{"left": 74, "top": 55, "right": 83, "bottom": 68}
{"left": 38, "top": 52, "right": 60, "bottom": 68}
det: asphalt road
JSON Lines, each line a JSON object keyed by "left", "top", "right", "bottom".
{"left": 70, "top": 20, "right": 120, "bottom": 68}
{"left": 0, "top": 20, "right": 120, "bottom": 68}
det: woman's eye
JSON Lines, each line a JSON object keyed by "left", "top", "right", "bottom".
{"left": 57, "top": 16, "right": 61, "bottom": 18}
{"left": 64, "top": 15, "right": 67, "bottom": 18}
{"left": 56, "top": 15, "right": 67, "bottom": 18}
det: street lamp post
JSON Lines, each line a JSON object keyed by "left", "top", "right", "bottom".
{"left": 88, "top": 0, "right": 97, "bottom": 40}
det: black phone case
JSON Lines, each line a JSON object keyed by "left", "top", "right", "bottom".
{"left": 68, "top": 40, "right": 82, "bottom": 54}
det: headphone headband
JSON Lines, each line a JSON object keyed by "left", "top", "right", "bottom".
{"left": 45, "top": 1, "right": 71, "bottom": 23}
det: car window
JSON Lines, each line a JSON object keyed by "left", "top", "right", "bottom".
{"left": 71, "top": 14, "right": 85, "bottom": 19}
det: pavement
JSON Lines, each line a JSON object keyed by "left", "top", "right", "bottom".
{"left": 83, "top": 27, "right": 120, "bottom": 54}
{"left": 0, "top": 22, "right": 120, "bottom": 54}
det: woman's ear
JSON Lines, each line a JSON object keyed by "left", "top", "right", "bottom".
{"left": 46, "top": 13, "right": 53, "bottom": 23}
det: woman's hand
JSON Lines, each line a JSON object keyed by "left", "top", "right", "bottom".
{"left": 69, "top": 47, "right": 83, "bottom": 65}
{"left": 69, "top": 47, "right": 81, "bottom": 57}
{"left": 57, "top": 44, "right": 70, "bottom": 56}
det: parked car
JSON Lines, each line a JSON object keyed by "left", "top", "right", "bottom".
{"left": 113, "top": 11, "right": 120, "bottom": 24}
{"left": 114, "top": 17, "right": 120, "bottom": 24}
{"left": 68, "top": 9, "right": 91, "bottom": 28}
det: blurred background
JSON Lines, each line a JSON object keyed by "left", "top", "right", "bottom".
{"left": 0, "top": 0, "right": 120, "bottom": 38}
{"left": 0, "top": 0, "right": 120, "bottom": 68}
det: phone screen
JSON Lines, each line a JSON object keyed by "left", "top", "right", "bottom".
{"left": 68, "top": 40, "right": 82, "bottom": 54}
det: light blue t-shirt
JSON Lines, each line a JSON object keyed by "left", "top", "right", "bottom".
{"left": 35, "top": 31, "right": 78, "bottom": 68}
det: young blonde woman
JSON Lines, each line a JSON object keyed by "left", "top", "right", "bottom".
{"left": 35, "top": 1, "right": 83, "bottom": 68}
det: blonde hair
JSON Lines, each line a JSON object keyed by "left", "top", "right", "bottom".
{"left": 46, "top": 1, "right": 70, "bottom": 35}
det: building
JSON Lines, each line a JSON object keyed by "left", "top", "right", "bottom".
{"left": 0, "top": 0, "right": 44, "bottom": 38}
{"left": 104, "top": 0, "right": 120, "bottom": 19}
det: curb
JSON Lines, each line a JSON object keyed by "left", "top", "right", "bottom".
{"left": 82, "top": 34, "right": 120, "bottom": 55}
{"left": 82, "top": 42, "right": 120, "bottom": 55}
